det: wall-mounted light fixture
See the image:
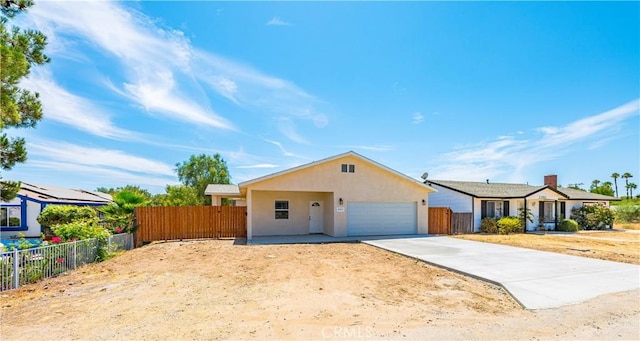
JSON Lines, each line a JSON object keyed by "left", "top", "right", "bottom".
{"left": 339, "top": 198, "right": 343, "bottom": 205}
{"left": 422, "top": 199, "right": 426, "bottom": 206}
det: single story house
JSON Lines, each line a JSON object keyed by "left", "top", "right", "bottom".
{"left": 425, "top": 175, "right": 619, "bottom": 231}
{"left": 206, "top": 151, "right": 436, "bottom": 240}
{"left": 1, "top": 182, "right": 112, "bottom": 239}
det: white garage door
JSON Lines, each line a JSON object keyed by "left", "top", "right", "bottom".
{"left": 347, "top": 202, "right": 417, "bottom": 236}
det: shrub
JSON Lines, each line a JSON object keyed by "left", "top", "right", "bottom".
{"left": 557, "top": 219, "right": 579, "bottom": 232}
{"left": 570, "top": 205, "right": 615, "bottom": 230}
{"left": 51, "top": 220, "right": 110, "bottom": 242}
{"left": 37, "top": 205, "right": 98, "bottom": 227}
{"left": 613, "top": 204, "right": 640, "bottom": 223}
{"left": 497, "top": 216, "right": 523, "bottom": 235}
{"left": 480, "top": 217, "right": 498, "bottom": 233}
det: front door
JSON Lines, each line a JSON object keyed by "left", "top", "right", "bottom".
{"left": 309, "top": 201, "right": 323, "bottom": 234}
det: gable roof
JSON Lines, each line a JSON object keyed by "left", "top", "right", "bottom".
{"left": 239, "top": 151, "right": 435, "bottom": 192}
{"left": 556, "top": 187, "right": 620, "bottom": 201}
{"left": 204, "top": 184, "right": 241, "bottom": 196}
{"left": 426, "top": 180, "right": 550, "bottom": 198}
{"left": 17, "top": 182, "right": 112, "bottom": 204}
{"left": 426, "top": 180, "right": 618, "bottom": 201}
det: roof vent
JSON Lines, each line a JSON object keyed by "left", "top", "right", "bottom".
{"left": 486, "top": 179, "right": 490, "bottom": 184}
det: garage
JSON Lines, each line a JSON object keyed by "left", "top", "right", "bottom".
{"left": 347, "top": 202, "right": 417, "bottom": 236}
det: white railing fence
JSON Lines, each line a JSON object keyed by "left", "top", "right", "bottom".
{"left": 1, "top": 234, "right": 133, "bottom": 292}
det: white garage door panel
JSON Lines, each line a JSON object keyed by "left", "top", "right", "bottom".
{"left": 347, "top": 202, "right": 417, "bottom": 236}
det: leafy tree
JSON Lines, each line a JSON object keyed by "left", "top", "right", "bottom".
{"left": 621, "top": 172, "right": 633, "bottom": 198}
{"left": 591, "top": 181, "right": 614, "bottom": 197}
{"left": 99, "top": 190, "right": 150, "bottom": 233}
{"left": 175, "top": 153, "right": 230, "bottom": 205}
{"left": 97, "top": 185, "right": 152, "bottom": 199}
{"left": 153, "top": 185, "right": 202, "bottom": 206}
{"left": 611, "top": 172, "right": 620, "bottom": 198}
{"left": 590, "top": 179, "right": 601, "bottom": 190}
{"left": 0, "top": 0, "right": 49, "bottom": 200}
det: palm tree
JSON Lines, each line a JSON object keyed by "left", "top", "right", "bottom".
{"left": 591, "top": 179, "right": 601, "bottom": 190}
{"left": 629, "top": 183, "right": 637, "bottom": 198}
{"left": 611, "top": 172, "right": 620, "bottom": 197}
{"left": 622, "top": 173, "right": 633, "bottom": 198}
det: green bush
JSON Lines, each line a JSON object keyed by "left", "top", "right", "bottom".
{"left": 570, "top": 205, "right": 615, "bottom": 230}
{"left": 8, "top": 217, "right": 20, "bottom": 226}
{"left": 480, "top": 217, "right": 498, "bottom": 233}
{"left": 51, "top": 220, "right": 110, "bottom": 242}
{"left": 497, "top": 216, "right": 523, "bottom": 235}
{"left": 557, "top": 219, "right": 579, "bottom": 232}
{"left": 614, "top": 204, "right": 640, "bottom": 223}
{"left": 37, "top": 205, "right": 98, "bottom": 227}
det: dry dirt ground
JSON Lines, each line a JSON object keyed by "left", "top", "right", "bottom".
{"left": 1, "top": 240, "right": 639, "bottom": 340}
{"left": 456, "top": 230, "right": 640, "bottom": 265}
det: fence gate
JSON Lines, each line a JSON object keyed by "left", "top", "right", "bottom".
{"left": 428, "top": 207, "right": 452, "bottom": 234}
{"left": 451, "top": 212, "right": 474, "bottom": 234}
{"left": 135, "top": 206, "right": 247, "bottom": 245}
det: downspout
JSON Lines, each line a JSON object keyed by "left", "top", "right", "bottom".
{"left": 471, "top": 196, "right": 475, "bottom": 233}
{"left": 523, "top": 198, "right": 527, "bottom": 233}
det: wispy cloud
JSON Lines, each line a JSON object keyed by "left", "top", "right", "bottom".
{"left": 28, "top": 141, "right": 175, "bottom": 177}
{"left": 266, "top": 17, "right": 291, "bottom": 26}
{"left": 264, "top": 139, "right": 305, "bottom": 159}
{"left": 428, "top": 99, "right": 640, "bottom": 182}
{"left": 21, "top": 70, "right": 138, "bottom": 140}
{"left": 26, "top": 1, "right": 233, "bottom": 130}
{"left": 236, "top": 164, "right": 279, "bottom": 169}
{"left": 412, "top": 112, "right": 424, "bottom": 125}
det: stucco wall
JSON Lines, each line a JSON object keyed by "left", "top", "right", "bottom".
{"left": 250, "top": 191, "right": 332, "bottom": 237}
{"left": 427, "top": 184, "right": 472, "bottom": 212}
{"left": 245, "top": 154, "right": 432, "bottom": 238}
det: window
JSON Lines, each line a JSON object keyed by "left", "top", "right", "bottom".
{"left": 0, "top": 206, "right": 21, "bottom": 227}
{"left": 275, "top": 200, "right": 289, "bottom": 219}
{"left": 481, "top": 200, "right": 509, "bottom": 219}
{"left": 539, "top": 201, "right": 555, "bottom": 223}
{"left": 341, "top": 164, "right": 356, "bottom": 173}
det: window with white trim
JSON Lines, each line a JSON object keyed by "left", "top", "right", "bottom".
{"left": 485, "top": 201, "right": 504, "bottom": 218}
{"left": 543, "top": 202, "right": 554, "bottom": 222}
{"left": 341, "top": 164, "right": 355, "bottom": 173}
{"left": 0, "top": 206, "right": 21, "bottom": 227}
{"left": 275, "top": 200, "right": 289, "bottom": 219}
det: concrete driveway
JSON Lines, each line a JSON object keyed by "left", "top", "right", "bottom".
{"left": 363, "top": 236, "right": 640, "bottom": 310}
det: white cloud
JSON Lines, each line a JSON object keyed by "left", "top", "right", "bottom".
{"left": 28, "top": 141, "right": 175, "bottom": 177}
{"left": 236, "top": 164, "right": 279, "bottom": 169}
{"left": 266, "top": 17, "right": 291, "bottom": 26}
{"left": 21, "top": 70, "right": 138, "bottom": 140}
{"left": 412, "top": 112, "right": 424, "bottom": 125}
{"left": 26, "top": 1, "right": 232, "bottom": 131}
{"left": 428, "top": 99, "right": 640, "bottom": 182}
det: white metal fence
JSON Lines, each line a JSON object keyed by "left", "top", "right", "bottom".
{"left": 0, "top": 234, "right": 133, "bottom": 292}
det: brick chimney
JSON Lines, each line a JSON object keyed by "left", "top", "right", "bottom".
{"left": 544, "top": 174, "right": 558, "bottom": 189}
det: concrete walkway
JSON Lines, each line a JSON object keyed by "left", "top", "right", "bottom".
{"left": 363, "top": 236, "right": 640, "bottom": 310}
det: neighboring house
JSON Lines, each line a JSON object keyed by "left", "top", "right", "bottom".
{"left": 204, "top": 184, "right": 246, "bottom": 206}
{"left": 426, "top": 175, "right": 619, "bottom": 232}
{"left": 206, "top": 151, "right": 436, "bottom": 240}
{"left": 1, "top": 182, "right": 112, "bottom": 239}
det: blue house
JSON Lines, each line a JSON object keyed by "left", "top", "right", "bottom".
{"left": 1, "top": 182, "right": 112, "bottom": 239}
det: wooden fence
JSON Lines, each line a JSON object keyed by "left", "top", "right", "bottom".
{"left": 135, "top": 206, "right": 246, "bottom": 244}
{"left": 451, "top": 212, "right": 474, "bottom": 234}
{"left": 428, "top": 207, "right": 452, "bottom": 234}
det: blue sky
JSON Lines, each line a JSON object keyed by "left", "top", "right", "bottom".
{"left": 7, "top": 1, "right": 639, "bottom": 194}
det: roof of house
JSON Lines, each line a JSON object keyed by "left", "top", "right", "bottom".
{"left": 17, "top": 182, "right": 112, "bottom": 204}
{"left": 204, "top": 184, "right": 241, "bottom": 196}
{"left": 426, "top": 180, "right": 618, "bottom": 201}
{"left": 238, "top": 151, "right": 435, "bottom": 192}
{"left": 555, "top": 187, "right": 620, "bottom": 201}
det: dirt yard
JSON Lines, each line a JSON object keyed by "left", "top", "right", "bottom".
{"left": 456, "top": 230, "right": 640, "bottom": 265}
{"left": 1, "top": 240, "right": 639, "bottom": 340}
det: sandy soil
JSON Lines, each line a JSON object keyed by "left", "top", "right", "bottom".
{"left": 1, "top": 240, "right": 638, "bottom": 340}
{"left": 456, "top": 232, "right": 640, "bottom": 265}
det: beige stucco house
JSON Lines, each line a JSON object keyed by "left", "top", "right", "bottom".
{"left": 207, "top": 151, "right": 436, "bottom": 240}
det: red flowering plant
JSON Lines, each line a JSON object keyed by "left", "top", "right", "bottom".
{"left": 51, "top": 236, "right": 63, "bottom": 244}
